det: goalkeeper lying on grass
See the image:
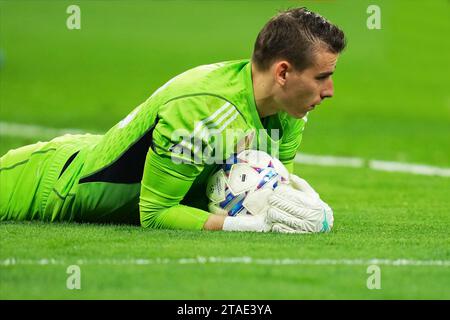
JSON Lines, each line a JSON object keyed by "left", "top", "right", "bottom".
{"left": 0, "top": 8, "right": 345, "bottom": 233}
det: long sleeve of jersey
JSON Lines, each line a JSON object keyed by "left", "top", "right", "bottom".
{"left": 139, "top": 147, "right": 210, "bottom": 230}
{"left": 139, "top": 95, "right": 248, "bottom": 230}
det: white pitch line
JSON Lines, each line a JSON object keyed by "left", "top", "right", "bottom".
{"left": 293, "top": 153, "right": 450, "bottom": 177}
{"left": 1, "top": 257, "right": 450, "bottom": 267}
{"left": 294, "top": 153, "right": 364, "bottom": 168}
{"left": 1, "top": 121, "right": 449, "bottom": 177}
{"left": 369, "top": 160, "right": 450, "bottom": 177}
{"left": 0, "top": 121, "right": 88, "bottom": 139}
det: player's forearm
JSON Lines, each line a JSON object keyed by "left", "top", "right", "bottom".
{"left": 141, "top": 205, "right": 270, "bottom": 232}
{"left": 203, "top": 214, "right": 226, "bottom": 230}
{"left": 140, "top": 204, "right": 211, "bottom": 230}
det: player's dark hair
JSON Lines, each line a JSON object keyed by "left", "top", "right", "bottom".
{"left": 252, "top": 7, "right": 346, "bottom": 71}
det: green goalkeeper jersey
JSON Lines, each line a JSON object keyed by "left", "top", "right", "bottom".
{"left": 1, "top": 60, "right": 306, "bottom": 229}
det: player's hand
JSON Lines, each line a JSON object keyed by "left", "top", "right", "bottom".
{"left": 267, "top": 175, "right": 334, "bottom": 233}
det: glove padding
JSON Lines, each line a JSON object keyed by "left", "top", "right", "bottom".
{"left": 267, "top": 174, "right": 334, "bottom": 234}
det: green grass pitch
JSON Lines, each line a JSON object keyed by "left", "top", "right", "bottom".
{"left": 0, "top": 0, "right": 449, "bottom": 299}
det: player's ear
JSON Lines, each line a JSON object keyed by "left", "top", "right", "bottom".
{"left": 273, "top": 60, "right": 290, "bottom": 86}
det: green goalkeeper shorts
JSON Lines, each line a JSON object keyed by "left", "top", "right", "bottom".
{"left": 0, "top": 134, "right": 100, "bottom": 221}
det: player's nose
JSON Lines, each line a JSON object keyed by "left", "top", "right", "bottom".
{"left": 321, "top": 78, "right": 334, "bottom": 99}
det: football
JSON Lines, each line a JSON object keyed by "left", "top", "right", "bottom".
{"left": 206, "top": 150, "right": 290, "bottom": 216}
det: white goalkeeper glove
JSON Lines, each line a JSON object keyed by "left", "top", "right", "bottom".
{"left": 222, "top": 214, "right": 271, "bottom": 232}
{"left": 267, "top": 174, "right": 334, "bottom": 233}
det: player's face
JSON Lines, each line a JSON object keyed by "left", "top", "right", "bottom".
{"left": 274, "top": 49, "right": 338, "bottom": 119}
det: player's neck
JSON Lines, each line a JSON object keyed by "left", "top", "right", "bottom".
{"left": 251, "top": 63, "right": 278, "bottom": 119}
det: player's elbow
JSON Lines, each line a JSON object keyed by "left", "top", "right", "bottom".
{"left": 139, "top": 199, "right": 164, "bottom": 228}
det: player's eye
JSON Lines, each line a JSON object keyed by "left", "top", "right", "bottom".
{"left": 316, "top": 75, "right": 329, "bottom": 80}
